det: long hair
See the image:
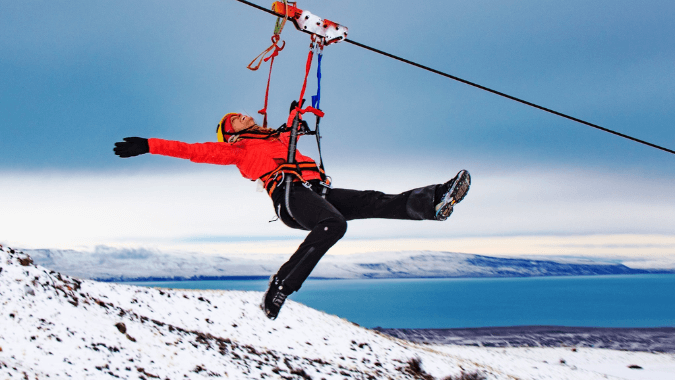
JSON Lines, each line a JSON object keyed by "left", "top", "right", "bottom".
{"left": 225, "top": 124, "right": 281, "bottom": 144}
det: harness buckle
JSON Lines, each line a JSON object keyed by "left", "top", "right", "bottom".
{"left": 271, "top": 171, "right": 285, "bottom": 185}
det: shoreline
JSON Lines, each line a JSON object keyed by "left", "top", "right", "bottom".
{"left": 374, "top": 326, "right": 675, "bottom": 353}
{"left": 112, "top": 272, "right": 675, "bottom": 283}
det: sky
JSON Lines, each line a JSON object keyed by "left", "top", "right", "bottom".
{"left": 1, "top": 0, "right": 674, "bottom": 260}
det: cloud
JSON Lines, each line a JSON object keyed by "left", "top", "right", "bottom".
{"left": 2, "top": 162, "right": 674, "bottom": 256}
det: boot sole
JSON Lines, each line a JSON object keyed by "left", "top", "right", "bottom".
{"left": 261, "top": 274, "right": 278, "bottom": 320}
{"left": 436, "top": 170, "right": 471, "bottom": 221}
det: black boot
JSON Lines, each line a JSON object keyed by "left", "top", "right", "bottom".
{"left": 262, "top": 275, "right": 292, "bottom": 320}
{"left": 435, "top": 170, "right": 471, "bottom": 221}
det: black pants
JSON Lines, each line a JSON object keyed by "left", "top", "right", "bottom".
{"left": 271, "top": 180, "right": 445, "bottom": 292}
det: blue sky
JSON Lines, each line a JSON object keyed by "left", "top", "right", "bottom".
{"left": 2, "top": 0, "right": 675, "bottom": 257}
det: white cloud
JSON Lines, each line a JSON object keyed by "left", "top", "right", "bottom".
{"left": 2, "top": 163, "right": 674, "bottom": 259}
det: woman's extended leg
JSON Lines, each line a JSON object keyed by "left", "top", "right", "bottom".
{"left": 325, "top": 185, "right": 438, "bottom": 220}
{"left": 263, "top": 183, "right": 347, "bottom": 319}
{"left": 326, "top": 170, "right": 471, "bottom": 221}
{"left": 262, "top": 170, "right": 470, "bottom": 319}
{"left": 273, "top": 184, "right": 347, "bottom": 292}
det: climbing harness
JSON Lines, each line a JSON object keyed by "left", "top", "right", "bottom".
{"left": 259, "top": 162, "right": 328, "bottom": 197}
{"left": 242, "top": 2, "right": 346, "bottom": 219}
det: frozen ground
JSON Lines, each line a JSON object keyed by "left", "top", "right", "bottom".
{"left": 2, "top": 245, "right": 674, "bottom": 379}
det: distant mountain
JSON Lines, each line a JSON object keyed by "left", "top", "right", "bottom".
{"left": 23, "top": 247, "right": 671, "bottom": 282}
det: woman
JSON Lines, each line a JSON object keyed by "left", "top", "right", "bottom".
{"left": 114, "top": 107, "right": 471, "bottom": 320}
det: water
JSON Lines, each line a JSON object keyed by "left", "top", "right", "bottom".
{"left": 128, "top": 274, "right": 675, "bottom": 329}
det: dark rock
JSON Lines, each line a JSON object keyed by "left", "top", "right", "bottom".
{"left": 115, "top": 322, "right": 127, "bottom": 334}
{"left": 19, "top": 256, "right": 34, "bottom": 266}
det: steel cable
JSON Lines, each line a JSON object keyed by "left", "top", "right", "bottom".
{"left": 232, "top": 0, "right": 675, "bottom": 156}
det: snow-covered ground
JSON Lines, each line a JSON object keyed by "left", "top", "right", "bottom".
{"left": 2, "top": 244, "right": 674, "bottom": 379}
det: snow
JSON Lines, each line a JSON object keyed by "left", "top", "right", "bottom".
{"left": 24, "top": 247, "right": 662, "bottom": 282}
{"left": 2, "top": 244, "right": 674, "bottom": 379}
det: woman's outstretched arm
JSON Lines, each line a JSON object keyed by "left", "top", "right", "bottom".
{"left": 114, "top": 137, "right": 240, "bottom": 166}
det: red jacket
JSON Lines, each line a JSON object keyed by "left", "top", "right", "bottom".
{"left": 148, "top": 133, "right": 322, "bottom": 185}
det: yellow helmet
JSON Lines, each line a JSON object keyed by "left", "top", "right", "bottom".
{"left": 217, "top": 113, "right": 240, "bottom": 142}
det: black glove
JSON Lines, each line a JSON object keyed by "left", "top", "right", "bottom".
{"left": 114, "top": 137, "right": 149, "bottom": 158}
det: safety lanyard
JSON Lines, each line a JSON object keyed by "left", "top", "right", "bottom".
{"left": 292, "top": 36, "right": 324, "bottom": 119}
{"left": 246, "top": 1, "right": 291, "bottom": 128}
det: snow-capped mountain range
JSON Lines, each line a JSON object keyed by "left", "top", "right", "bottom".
{"left": 3, "top": 244, "right": 674, "bottom": 379}
{"left": 22, "top": 246, "right": 668, "bottom": 282}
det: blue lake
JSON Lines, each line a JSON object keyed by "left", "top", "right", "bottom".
{"left": 128, "top": 274, "right": 675, "bottom": 329}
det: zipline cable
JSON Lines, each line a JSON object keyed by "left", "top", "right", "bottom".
{"left": 232, "top": 0, "right": 675, "bottom": 156}
{"left": 345, "top": 39, "right": 675, "bottom": 156}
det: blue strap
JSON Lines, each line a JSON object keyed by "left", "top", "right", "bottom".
{"left": 311, "top": 52, "right": 322, "bottom": 110}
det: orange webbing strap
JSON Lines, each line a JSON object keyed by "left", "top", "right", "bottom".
{"left": 247, "top": 35, "right": 285, "bottom": 71}
{"left": 247, "top": 35, "right": 285, "bottom": 129}
{"left": 247, "top": 1, "right": 291, "bottom": 71}
{"left": 260, "top": 162, "right": 326, "bottom": 196}
{"left": 263, "top": 170, "right": 300, "bottom": 197}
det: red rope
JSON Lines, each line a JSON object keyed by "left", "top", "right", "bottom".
{"left": 251, "top": 35, "right": 285, "bottom": 128}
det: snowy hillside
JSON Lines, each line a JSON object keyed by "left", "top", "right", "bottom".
{"left": 23, "top": 247, "right": 661, "bottom": 282}
{"left": 2, "top": 244, "right": 674, "bottom": 380}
